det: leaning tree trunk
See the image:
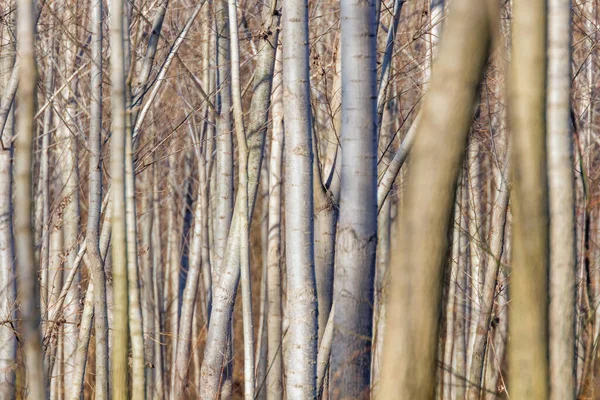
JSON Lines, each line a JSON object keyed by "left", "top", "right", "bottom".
{"left": 282, "top": 0, "right": 319, "bottom": 397}
{"left": 15, "top": 0, "right": 46, "bottom": 396}
{"left": 547, "top": 0, "right": 576, "bottom": 398}
{"left": 199, "top": 4, "right": 279, "bottom": 396}
{"left": 379, "top": 0, "right": 494, "bottom": 397}
{"left": 330, "top": 0, "right": 378, "bottom": 397}
{"left": 508, "top": 0, "right": 550, "bottom": 398}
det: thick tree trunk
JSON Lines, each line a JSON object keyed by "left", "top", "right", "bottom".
{"left": 282, "top": 0, "right": 318, "bottom": 397}
{"left": 379, "top": 0, "right": 494, "bottom": 397}
{"left": 508, "top": 0, "right": 550, "bottom": 397}
{"left": 330, "top": 0, "right": 378, "bottom": 397}
{"left": 547, "top": 0, "right": 576, "bottom": 398}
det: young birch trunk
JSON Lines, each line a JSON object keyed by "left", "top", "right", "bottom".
{"left": 548, "top": 0, "right": 576, "bottom": 397}
{"left": 266, "top": 45, "right": 284, "bottom": 400}
{"left": 282, "top": 0, "right": 318, "bottom": 397}
{"left": 200, "top": 5, "right": 279, "bottom": 396}
{"left": 87, "top": 0, "right": 110, "bottom": 396}
{"left": 330, "top": 0, "right": 378, "bottom": 396}
{"left": 508, "top": 0, "right": 550, "bottom": 397}
{"left": 110, "top": 0, "right": 130, "bottom": 396}
{"left": 379, "top": 0, "right": 494, "bottom": 397}
{"left": 16, "top": 0, "right": 46, "bottom": 396}
{"left": 0, "top": 20, "right": 16, "bottom": 400}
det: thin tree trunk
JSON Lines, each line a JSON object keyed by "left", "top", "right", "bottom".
{"left": 68, "top": 282, "right": 94, "bottom": 400}
{"left": 266, "top": 45, "right": 284, "bottom": 400}
{"left": 87, "top": 0, "right": 109, "bottom": 396}
{"left": 110, "top": 0, "right": 130, "bottom": 395}
{"left": 15, "top": 0, "right": 46, "bottom": 396}
{"left": 379, "top": 0, "right": 494, "bottom": 396}
{"left": 0, "top": 18, "right": 16, "bottom": 400}
{"left": 467, "top": 153, "right": 510, "bottom": 400}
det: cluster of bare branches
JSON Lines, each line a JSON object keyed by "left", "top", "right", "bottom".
{"left": 0, "top": 0, "right": 597, "bottom": 398}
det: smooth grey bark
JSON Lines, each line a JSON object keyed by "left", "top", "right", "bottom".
{"left": 266, "top": 46, "right": 284, "bottom": 400}
{"left": 200, "top": 5, "right": 280, "bottom": 396}
{"left": 330, "top": 0, "right": 378, "bottom": 397}
{"left": 125, "top": 112, "right": 146, "bottom": 400}
{"left": 16, "top": 0, "right": 46, "bottom": 396}
{"left": 0, "top": 20, "right": 16, "bottom": 400}
{"left": 282, "top": 0, "right": 318, "bottom": 396}
{"left": 379, "top": 0, "right": 494, "bottom": 396}
{"left": 87, "top": 0, "right": 109, "bottom": 396}
{"left": 227, "top": 0, "right": 255, "bottom": 396}
{"left": 547, "top": 0, "right": 576, "bottom": 397}
{"left": 214, "top": 0, "right": 234, "bottom": 271}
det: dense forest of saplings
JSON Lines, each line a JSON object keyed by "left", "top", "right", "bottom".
{"left": 0, "top": 0, "right": 593, "bottom": 398}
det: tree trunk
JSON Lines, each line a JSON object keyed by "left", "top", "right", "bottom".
{"left": 508, "top": 0, "right": 550, "bottom": 397}
{"left": 379, "top": 0, "right": 494, "bottom": 397}
{"left": 548, "top": 0, "right": 576, "bottom": 397}
{"left": 330, "top": 0, "right": 378, "bottom": 396}
{"left": 266, "top": 45, "right": 283, "bottom": 400}
{"left": 15, "top": 0, "right": 46, "bottom": 396}
{"left": 282, "top": 0, "right": 318, "bottom": 396}
{"left": 109, "top": 0, "right": 130, "bottom": 395}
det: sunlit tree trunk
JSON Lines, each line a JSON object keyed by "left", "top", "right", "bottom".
{"left": 0, "top": 16, "right": 16, "bottom": 400}
{"left": 110, "top": 0, "right": 130, "bottom": 395}
{"left": 200, "top": 5, "right": 279, "bottom": 396}
{"left": 16, "top": 0, "right": 46, "bottom": 396}
{"left": 330, "top": 0, "right": 378, "bottom": 396}
{"left": 87, "top": 0, "right": 109, "bottom": 396}
{"left": 379, "top": 0, "right": 494, "bottom": 397}
{"left": 282, "top": 0, "right": 318, "bottom": 396}
{"left": 508, "top": 0, "right": 549, "bottom": 397}
{"left": 547, "top": 0, "right": 576, "bottom": 397}
{"left": 266, "top": 45, "right": 284, "bottom": 400}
